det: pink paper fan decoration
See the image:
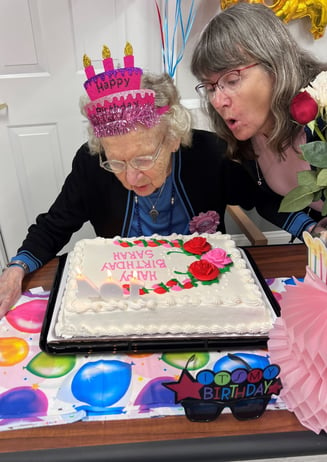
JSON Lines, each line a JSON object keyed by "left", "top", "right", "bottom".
{"left": 268, "top": 267, "right": 327, "bottom": 434}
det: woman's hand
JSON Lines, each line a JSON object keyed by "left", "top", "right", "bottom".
{"left": 0, "top": 266, "right": 25, "bottom": 319}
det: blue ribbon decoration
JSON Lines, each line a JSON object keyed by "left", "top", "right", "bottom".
{"left": 155, "top": 0, "right": 196, "bottom": 78}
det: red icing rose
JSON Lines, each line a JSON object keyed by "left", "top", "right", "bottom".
{"left": 146, "top": 240, "right": 160, "bottom": 247}
{"left": 290, "top": 91, "right": 318, "bottom": 125}
{"left": 188, "top": 260, "right": 220, "bottom": 281}
{"left": 153, "top": 286, "right": 168, "bottom": 294}
{"left": 183, "top": 237, "right": 211, "bottom": 255}
{"left": 119, "top": 241, "right": 131, "bottom": 247}
{"left": 166, "top": 279, "right": 178, "bottom": 287}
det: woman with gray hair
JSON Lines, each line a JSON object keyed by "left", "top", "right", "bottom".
{"left": 0, "top": 67, "right": 258, "bottom": 318}
{"left": 191, "top": 2, "right": 327, "bottom": 240}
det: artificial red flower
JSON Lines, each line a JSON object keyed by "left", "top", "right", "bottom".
{"left": 290, "top": 90, "right": 318, "bottom": 125}
{"left": 183, "top": 237, "right": 211, "bottom": 255}
{"left": 188, "top": 260, "right": 219, "bottom": 281}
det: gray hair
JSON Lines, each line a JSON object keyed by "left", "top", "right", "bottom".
{"left": 80, "top": 73, "right": 192, "bottom": 154}
{"left": 191, "top": 3, "right": 327, "bottom": 160}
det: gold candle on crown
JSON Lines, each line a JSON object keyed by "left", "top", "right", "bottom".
{"left": 83, "top": 54, "right": 95, "bottom": 78}
{"left": 124, "top": 42, "right": 134, "bottom": 67}
{"left": 102, "top": 45, "right": 114, "bottom": 71}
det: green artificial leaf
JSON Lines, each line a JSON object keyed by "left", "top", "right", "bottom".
{"left": 313, "top": 190, "right": 323, "bottom": 201}
{"left": 279, "top": 185, "right": 314, "bottom": 212}
{"left": 301, "top": 141, "right": 327, "bottom": 168}
{"left": 322, "top": 188, "right": 327, "bottom": 216}
{"left": 297, "top": 169, "right": 318, "bottom": 186}
{"left": 322, "top": 198, "right": 327, "bottom": 216}
{"left": 317, "top": 168, "right": 327, "bottom": 186}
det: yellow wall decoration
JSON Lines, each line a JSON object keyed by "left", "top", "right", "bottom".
{"left": 220, "top": 0, "right": 327, "bottom": 39}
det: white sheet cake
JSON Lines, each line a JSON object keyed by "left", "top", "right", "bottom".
{"left": 55, "top": 232, "right": 274, "bottom": 338}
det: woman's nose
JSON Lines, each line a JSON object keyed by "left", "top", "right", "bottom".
{"left": 210, "top": 90, "right": 231, "bottom": 111}
{"left": 125, "top": 165, "right": 143, "bottom": 185}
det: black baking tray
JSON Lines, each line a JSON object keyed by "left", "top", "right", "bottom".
{"left": 39, "top": 248, "right": 280, "bottom": 355}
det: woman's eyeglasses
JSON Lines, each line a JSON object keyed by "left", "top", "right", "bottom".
{"left": 181, "top": 395, "right": 271, "bottom": 422}
{"left": 195, "top": 63, "right": 259, "bottom": 100}
{"left": 99, "top": 139, "right": 164, "bottom": 174}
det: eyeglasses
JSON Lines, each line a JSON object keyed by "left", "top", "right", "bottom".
{"left": 99, "top": 139, "right": 164, "bottom": 174}
{"left": 181, "top": 395, "right": 271, "bottom": 422}
{"left": 195, "top": 63, "right": 259, "bottom": 100}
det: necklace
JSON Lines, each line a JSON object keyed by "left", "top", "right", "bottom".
{"left": 255, "top": 160, "right": 263, "bottom": 186}
{"left": 147, "top": 181, "right": 167, "bottom": 223}
{"left": 134, "top": 184, "right": 175, "bottom": 236}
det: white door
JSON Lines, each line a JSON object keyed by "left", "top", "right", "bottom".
{"left": 0, "top": 0, "right": 161, "bottom": 265}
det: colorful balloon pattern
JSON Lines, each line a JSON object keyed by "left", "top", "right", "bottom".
{"left": 71, "top": 360, "right": 132, "bottom": 410}
{"left": 26, "top": 352, "right": 76, "bottom": 378}
{"left": 0, "top": 281, "right": 286, "bottom": 429}
{"left": 134, "top": 376, "right": 177, "bottom": 412}
{"left": 0, "top": 337, "right": 29, "bottom": 366}
{"left": 161, "top": 352, "right": 210, "bottom": 370}
{"left": 5, "top": 299, "right": 48, "bottom": 333}
{"left": 0, "top": 387, "right": 48, "bottom": 419}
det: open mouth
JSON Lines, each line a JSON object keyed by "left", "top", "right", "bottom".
{"left": 225, "top": 118, "right": 241, "bottom": 132}
{"left": 226, "top": 118, "right": 237, "bottom": 128}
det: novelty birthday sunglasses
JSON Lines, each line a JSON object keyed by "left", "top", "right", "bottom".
{"left": 181, "top": 395, "right": 272, "bottom": 422}
{"left": 179, "top": 353, "right": 280, "bottom": 422}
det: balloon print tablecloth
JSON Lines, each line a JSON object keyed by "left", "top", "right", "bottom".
{"left": 0, "top": 278, "right": 289, "bottom": 432}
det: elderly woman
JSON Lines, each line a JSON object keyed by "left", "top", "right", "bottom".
{"left": 0, "top": 68, "right": 259, "bottom": 318}
{"left": 191, "top": 3, "right": 327, "bottom": 241}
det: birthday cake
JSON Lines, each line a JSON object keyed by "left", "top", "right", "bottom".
{"left": 54, "top": 233, "right": 275, "bottom": 339}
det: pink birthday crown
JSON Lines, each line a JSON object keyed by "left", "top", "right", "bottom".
{"left": 83, "top": 43, "right": 169, "bottom": 138}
